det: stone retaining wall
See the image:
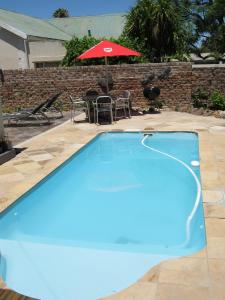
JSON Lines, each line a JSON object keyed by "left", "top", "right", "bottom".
{"left": 1, "top": 63, "right": 225, "bottom": 111}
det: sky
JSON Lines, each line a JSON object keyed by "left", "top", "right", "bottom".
{"left": 0, "top": 0, "right": 136, "bottom": 18}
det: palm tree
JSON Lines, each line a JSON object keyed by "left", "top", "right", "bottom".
{"left": 123, "top": 0, "right": 188, "bottom": 62}
{"left": 53, "top": 8, "right": 69, "bottom": 18}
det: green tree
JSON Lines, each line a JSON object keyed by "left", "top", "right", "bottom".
{"left": 182, "top": 0, "right": 225, "bottom": 61}
{"left": 123, "top": 0, "right": 189, "bottom": 62}
{"left": 53, "top": 8, "right": 69, "bottom": 18}
{"left": 61, "top": 36, "right": 101, "bottom": 66}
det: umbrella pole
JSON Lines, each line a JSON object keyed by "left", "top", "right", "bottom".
{"left": 104, "top": 56, "right": 109, "bottom": 95}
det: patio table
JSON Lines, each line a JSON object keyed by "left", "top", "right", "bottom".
{"left": 83, "top": 94, "right": 131, "bottom": 124}
{"left": 83, "top": 95, "right": 115, "bottom": 124}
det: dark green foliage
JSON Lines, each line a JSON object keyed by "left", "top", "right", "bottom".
{"left": 192, "top": 88, "right": 209, "bottom": 101}
{"left": 192, "top": 99, "right": 207, "bottom": 109}
{"left": 192, "top": 88, "right": 209, "bottom": 108}
{"left": 61, "top": 0, "right": 225, "bottom": 65}
{"left": 192, "top": 88, "right": 225, "bottom": 111}
{"left": 210, "top": 91, "right": 225, "bottom": 110}
{"left": 154, "top": 100, "right": 163, "bottom": 109}
{"left": 123, "top": 0, "right": 190, "bottom": 62}
{"left": 183, "top": 0, "right": 225, "bottom": 61}
{"left": 53, "top": 8, "right": 69, "bottom": 18}
{"left": 61, "top": 36, "right": 101, "bottom": 66}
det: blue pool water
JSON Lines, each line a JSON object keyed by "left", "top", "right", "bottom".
{"left": 0, "top": 132, "right": 206, "bottom": 299}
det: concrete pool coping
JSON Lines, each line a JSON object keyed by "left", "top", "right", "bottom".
{"left": 0, "top": 111, "right": 225, "bottom": 299}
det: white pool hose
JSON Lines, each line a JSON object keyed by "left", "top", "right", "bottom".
{"left": 141, "top": 134, "right": 202, "bottom": 247}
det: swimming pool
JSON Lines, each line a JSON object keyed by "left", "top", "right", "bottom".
{"left": 0, "top": 132, "right": 206, "bottom": 299}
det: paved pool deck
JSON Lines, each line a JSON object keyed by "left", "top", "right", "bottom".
{"left": 3, "top": 112, "right": 71, "bottom": 146}
{"left": 0, "top": 111, "right": 225, "bottom": 300}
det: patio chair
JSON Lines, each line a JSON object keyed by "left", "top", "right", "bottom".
{"left": 114, "top": 91, "right": 131, "bottom": 120}
{"left": 69, "top": 95, "right": 90, "bottom": 123}
{"left": 123, "top": 90, "right": 131, "bottom": 118}
{"left": 114, "top": 98, "right": 128, "bottom": 120}
{"left": 3, "top": 99, "right": 50, "bottom": 124}
{"left": 41, "top": 92, "right": 63, "bottom": 118}
{"left": 93, "top": 96, "right": 113, "bottom": 124}
{"left": 4, "top": 93, "right": 63, "bottom": 124}
{"left": 18, "top": 92, "right": 63, "bottom": 117}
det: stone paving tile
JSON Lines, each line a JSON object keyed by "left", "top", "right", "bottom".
{"left": 208, "top": 259, "right": 225, "bottom": 286}
{"left": 157, "top": 284, "right": 210, "bottom": 300}
{"left": 204, "top": 204, "right": 225, "bottom": 219}
{"left": 0, "top": 172, "right": 25, "bottom": 183}
{"left": 207, "top": 237, "right": 225, "bottom": 259}
{"left": 202, "top": 190, "right": 224, "bottom": 203}
{"left": 215, "top": 150, "right": 225, "bottom": 162}
{"left": 138, "top": 266, "right": 160, "bottom": 283}
{"left": 4, "top": 112, "right": 71, "bottom": 146}
{"left": 37, "top": 160, "right": 53, "bottom": 166}
{"left": 158, "top": 258, "right": 210, "bottom": 287}
{"left": 0, "top": 188, "right": 8, "bottom": 198}
{"left": 216, "top": 153, "right": 225, "bottom": 161}
{"left": 209, "top": 126, "right": 225, "bottom": 133}
{"left": 13, "top": 159, "right": 34, "bottom": 166}
{"left": 201, "top": 171, "right": 219, "bottom": 184}
{"left": 25, "top": 149, "right": 49, "bottom": 154}
{"left": 0, "top": 166, "right": 18, "bottom": 175}
{"left": 202, "top": 179, "right": 222, "bottom": 190}
{"left": 206, "top": 218, "right": 225, "bottom": 237}
{"left": 218, "top": 176, "right": 225, "bottom": 187}
{"left": 14, "top": 162, "right": 42, "bottom": 174}
{"left": 103, "top": 282, "right": 157, "bottom": 300}
{"left": 209, "top": 285, "right": 225, "bottom": 300}
{"left": 29, "top": 153, "right": 54, "bottom": 162}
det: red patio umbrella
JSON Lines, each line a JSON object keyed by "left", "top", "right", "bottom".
{"left": 77, "top": 40, "right": 141, "bottom": 60}
{"left": 77, "top": 40, "right": 141, "bottom": 93}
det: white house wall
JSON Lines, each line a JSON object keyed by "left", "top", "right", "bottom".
{"left": 0, "top": 27, "right": 28, "bottom": 70}
{"left": 28, "top": 39, "right": 66, "bottom": 68}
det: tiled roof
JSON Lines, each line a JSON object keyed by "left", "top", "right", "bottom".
{"left": 48, "top": 13, "right": 125, "bottom": 38}
{"left": 0, "top": 9, "right": 125, "bottom": 41}
{"left": 0, "top": 8, "right": 71, "bottom": 40}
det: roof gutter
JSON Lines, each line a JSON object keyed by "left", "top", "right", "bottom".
{"left": 27, "top": 35, "right": 70, "bottom": 42}
{"left": 0, "top": 21, "right": 27, "bottom": 39}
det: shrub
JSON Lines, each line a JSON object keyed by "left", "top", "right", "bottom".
{"left": 210, "top": 91, "right": 225, "bottom": 111}
{"left": 154, "top": 100, "right": 163, "bottom": 109}
{"left": 191, "top": 88, "right": 209, "bottom": 109}
{"left": 192, "top": 99, "right": 207, "bottom": 109}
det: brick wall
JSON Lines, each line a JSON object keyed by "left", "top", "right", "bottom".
{"left": 192, "top": 65, "right": 225, "bottom": 106}
{"left": 0, "top": 63, "right": 192, "bottom": 111}
{"left": 1, "top": 63, "right": 225, "bottom": 112}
